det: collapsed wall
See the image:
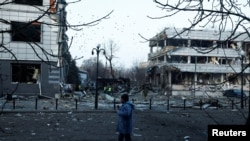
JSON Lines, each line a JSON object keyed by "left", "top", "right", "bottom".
{"left": 147, "top": 28, "right": 250, "bottom": 95}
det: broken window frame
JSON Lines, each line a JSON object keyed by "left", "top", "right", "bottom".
{"left": 13, "top": 0, "right": 43, "bottom": 6}
{"left": 166, "top": 39, "right": 187, "bottom": 47}
{"left": 11, "top": 21, "right": 42, "bottom": 43}
{"left": 11, "top": 63, "right": 41, "bottom": 84}
{"left": 171, "top": 56, "right": 188, "bottom": 63}
{"left": 190, "top": 39, "right": 214, "bottom": 48}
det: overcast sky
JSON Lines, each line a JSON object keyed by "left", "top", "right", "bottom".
{"left": 66, "top": 0, "right": 191, "bottom": 68}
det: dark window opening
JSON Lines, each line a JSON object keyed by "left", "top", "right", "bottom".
{"left": 14, "top": 0, "right": 43, "bottom": 6}
{"left": 242, "top": 42, "right": 250, "bottom": 52}
{"left": 227, "top": 74, "right": 238, "bottom": 85}
{"left": 191, "top": 40, "right": 213, "bottom": 47}
{"left": 197, "top": 56, "right": 207, "bottom": 63}
{"left": 228, "top": 41, "right": 237, "bottom": 49}
{"left": 217, "top": 41, "right": 228, "bottom": 48}
{"left": 11, "top": 21, "right": 41, "bottom": 42}
{"left": 190, "top": 56, "right": 207, "bottom": 64}
{"left": 12, "top": 63, "right": 41, "bottom": 84}
{"left": 171, "top": 56, "right": 187, "bottom": 63}
{"left": 157, "top": 40, "right": 164, "bottom": 47}
{"left": 190, "top": 56, "right": 196, "bottom": 64}
{"left": 171, "top": 71, "right": 182, "bottom": 84}
{"left": 220, "top": 58, "right": 234, "bottom": 65}
{"left": 158, "top": 56, "right": 164, "bottom": 62}
{"left": 220, "top": 58, "right": 227, "bottom": 65}
{"left": 167, "top": 39, "right": 187, "bottom": 47}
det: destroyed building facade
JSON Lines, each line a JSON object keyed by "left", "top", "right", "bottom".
{"left": 147, "top": 28, "right": 250, "bottom": 95}
{"left": 0, "top": 0, "right": 67, "bottom": 97}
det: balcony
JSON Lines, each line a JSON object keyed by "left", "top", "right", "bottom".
{"left": 168, "top": 63, "right": 249, "bottom": 73}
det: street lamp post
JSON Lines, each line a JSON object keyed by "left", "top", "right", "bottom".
{"left": 92, "top": 44, "right": 105, "bottom": 109}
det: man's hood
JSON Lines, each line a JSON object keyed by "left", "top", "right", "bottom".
{"left": 125, "top": 101, "right": 135, "bottom": 110}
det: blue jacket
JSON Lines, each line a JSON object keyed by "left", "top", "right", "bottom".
{"left": 117, "top": 101, "right": 135, "bottom": 134}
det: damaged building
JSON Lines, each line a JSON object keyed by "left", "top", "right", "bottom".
{"left": 147, "top": 28, "right": 250, "bottom": 96}
{"left": 0, "top": 0, "right": 67, "bottom": 97}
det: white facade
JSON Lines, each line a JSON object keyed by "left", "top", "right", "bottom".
{"left": 147, "top": 28, "right": 250, "bottom": 92}
{"left": 0, "top": 0, "right": 59, "bottom": 61}
{"left": 0, "top": 0, "right": 63, "bottom": 97}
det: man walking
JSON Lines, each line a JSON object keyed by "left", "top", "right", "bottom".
{"left": 116, "top": 94, "right": 134, "bottom": 141}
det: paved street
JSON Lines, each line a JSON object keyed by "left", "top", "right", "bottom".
{"left": 0, "top": 92, "right": 249, "bottom": 141}
{"left": 0, "top": 108, "right": 248, "bottom": 141}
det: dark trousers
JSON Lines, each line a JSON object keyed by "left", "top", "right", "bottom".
{"left": 118, "top": 133, "right": 131, "bottom": 141}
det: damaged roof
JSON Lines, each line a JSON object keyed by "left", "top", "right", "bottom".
{"left": 150, "top": 28, "right": 250, "bottom": 47}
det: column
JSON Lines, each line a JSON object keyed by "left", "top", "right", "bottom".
{"left": 194, "top": 73, "right": 197, "bottom": 85}
{"left": 237, "top": 41, "right": 242, "bottom": 49}
{"left": 164, "top": 39, "right": 167, "bottom": 47}
{"left": 213, "top": 41, "right": 217, "bottom": 48}
{"left": 187, "top": 40, "right": 191, "bottom": 47}
{"left": 221, "top": 74, "right": 224, "bottom": 83}
{"left": 188, "top": 56, "right": 191, "bottom": 64}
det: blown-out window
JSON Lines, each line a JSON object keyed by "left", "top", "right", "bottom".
{"left": 191, "top": 40, "right": 213, "bottom": 47}
{"left": 12, "top": 63, "right": 41, "bottom": 84}
{"left": 14, "top": 0, "right": 43, "bottom": 6}
{"left": 11, "top": 21, "right": 41, "bottom": 42}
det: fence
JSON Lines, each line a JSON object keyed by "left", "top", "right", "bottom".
{"left": 0, "top": 94, "right": 249, "bottom": 112}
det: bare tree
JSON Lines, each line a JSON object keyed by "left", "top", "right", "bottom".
{"left": 103, "top": 40, "right": 119, "bottom": 79}
{"left": 0, "top": 0, "right": 113, "bottom": 84}
{"left": 0, "top": 0, "right": 113, "bottom": 117}
{"left": 151, "top": 0, "right": 250, "bottom": 125}
{"left": 80, "top": 58, "right": 105, "bottom": 82}
{"left": 0, "top": 0, "right": 113, "bottom": 65}
{"left": 126, "top": 60, "right": 147, "bottom": 87}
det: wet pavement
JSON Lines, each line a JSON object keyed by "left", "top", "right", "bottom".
{"left": 0, "top": 107, "right": 248, "bottom": 141}
{"left": 0, "top": 91, "right": 249, "bottom": 141}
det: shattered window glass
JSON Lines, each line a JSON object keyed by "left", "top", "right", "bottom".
{"left": 12, "top": 63, "right": 41, "bottom": 84}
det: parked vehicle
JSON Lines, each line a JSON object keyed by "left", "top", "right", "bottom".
{"left": 223, "top": 89, "right": 247, "bottom": 98}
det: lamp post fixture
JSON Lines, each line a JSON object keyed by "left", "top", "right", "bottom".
{"left": 92, "top": 44, "right": 105, "bottom": 109}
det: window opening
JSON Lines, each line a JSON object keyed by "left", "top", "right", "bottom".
{"left": 191, "top": 40, "right": 213, "bottom": 47}
{"left": 12, "top": 63, "right": 41, "bottom": 84}
{"left": 11, "top": 21, "right": 41, "bottom": 42}
{"left": 14, "top": 0, "right": 43, "bottom": 6}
